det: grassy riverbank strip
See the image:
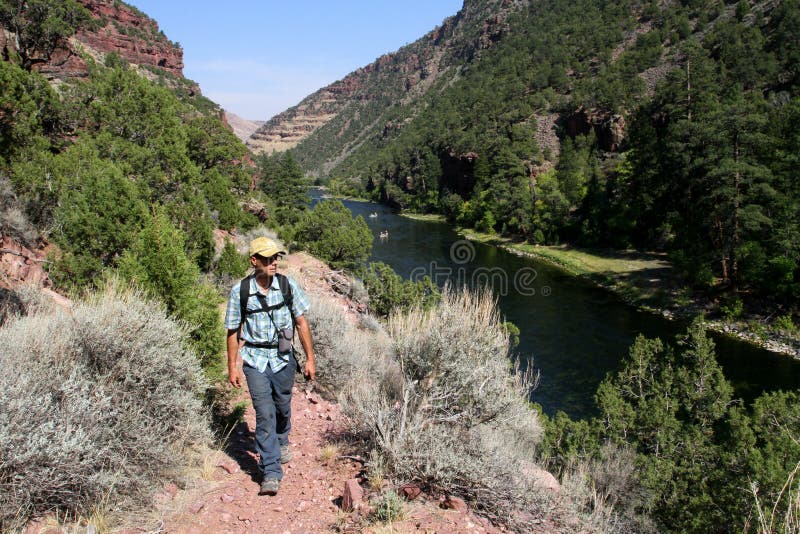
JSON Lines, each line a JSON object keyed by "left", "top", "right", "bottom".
{"left": 458, "top": 228, "right": 677, "bottom": 311}
{"left": 457, "top": 228, "right": 800, "bottom": 358}
{"left": 400, "top": 212, "right": 447, "bottom": 222}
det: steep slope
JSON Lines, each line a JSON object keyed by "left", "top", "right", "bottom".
{"left": 246, "top": 0, "right": 525, "bottom": 164}
{"left": 278, "top": 0, "right": 799, "bottom": 308}
{"left": 224, "top": 111, "right": 264, "bottom": 143}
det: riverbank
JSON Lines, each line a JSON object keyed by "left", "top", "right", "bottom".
{"left": 456, "top": 227, "right": 800, "bottom": 359}
{"left": 400, "top": 212, "right": 447, "bottom": 222}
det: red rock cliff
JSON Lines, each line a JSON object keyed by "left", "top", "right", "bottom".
{"left": 31, "top": 0, "right": 184, "bottom": 80}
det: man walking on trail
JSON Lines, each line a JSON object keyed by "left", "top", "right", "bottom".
{"left": 225, "top": 236, "right": 317, "bottom": 496}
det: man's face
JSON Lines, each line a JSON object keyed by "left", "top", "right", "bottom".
{"left": 251, "top": 253, "right": 279, "bottom": 276}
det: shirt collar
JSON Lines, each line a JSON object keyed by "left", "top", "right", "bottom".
{"left": 252, "top": 274, "right": 280, "bottom": 294}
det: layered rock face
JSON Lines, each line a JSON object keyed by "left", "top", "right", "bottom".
{"left": 246, "top": 0, "right": 519, "bottom": 157}
{"left": 27, "top": 0, "right": 184, "bottom": 80}
{"left": 246, "top": 86, "right": 346, "bottom": 154}
{"left": 245, "top": 47, "right": 434, "bottom": 155}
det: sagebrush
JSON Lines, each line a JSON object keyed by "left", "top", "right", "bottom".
{"left": 300, "top": 291, "right": 394, "bottom": 394}
{"left": 338, "top": 286, "right": 544, "bottom": 527}
{"left": 0, "top": 285, "right": 211, "bottom": 529}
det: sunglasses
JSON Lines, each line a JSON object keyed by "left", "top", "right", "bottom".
{"left": 255, "top": 254, "right": 280, "bottom": 264}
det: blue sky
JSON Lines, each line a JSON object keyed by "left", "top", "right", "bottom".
{"left": 129, "top": 1, "right": 463, "bottom": 121}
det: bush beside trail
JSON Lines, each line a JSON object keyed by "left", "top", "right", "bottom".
{"left": 308, "top": 284, "right": 545, "bottom": 529}
{"left": 0, "top": 285, "right": 212, "bottom": 530}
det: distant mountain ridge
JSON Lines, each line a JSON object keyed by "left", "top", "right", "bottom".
{"left": 250, "top": 0, "right": 789, "bottom": 187}
{"left": 224, "top": 111, "right": 264, "bottom": 143}
{"left": 246, "top": 0, "right": 524, "bottom": 164}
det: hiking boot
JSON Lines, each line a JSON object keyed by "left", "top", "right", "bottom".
{"left": 280, "top": 444, "right": 292, "bottom": 464}
{"left": 259, "top": 477, "right": 280, "bottom": 496}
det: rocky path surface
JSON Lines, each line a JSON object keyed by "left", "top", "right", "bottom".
{"left": 156, "top": 387, "right": 361, "bottom": 534}
{"left": 149, "top": 384, "right": 505, "bottom": 534}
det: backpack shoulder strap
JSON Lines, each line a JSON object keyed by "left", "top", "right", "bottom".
{"left": 239, "top": 274, "right": 253, "bottom": 324}
{"left": 276, "top": 273, "right": 294, "bottom": 322}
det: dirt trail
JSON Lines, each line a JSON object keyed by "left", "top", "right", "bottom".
{"left": 157, "top": 387, "right": 361, "bottom": 533}
{"left": 15, "top": 253, "right": 566, "bottom": 533}
{"left": 150, "top": 253, "right": 504, "bottom": 533}
{"left": 153, "top": 385, "right": 502, "bottom": 533}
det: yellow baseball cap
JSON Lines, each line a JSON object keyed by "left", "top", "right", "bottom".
{"left": 248, "top": 237, "right": 286, "bottom": 258}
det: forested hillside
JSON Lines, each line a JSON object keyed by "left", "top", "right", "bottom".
{"left": 0, "top": 0, "right": 263, "bottom": 365}
{"left": 247, "top": 0, "right": 520, "bottom": 156}
{"left": 290, "top": 0, "right": 799, "bottom": 307}
{"left": 2, "top": 2, "right": 799, "bottom": 533}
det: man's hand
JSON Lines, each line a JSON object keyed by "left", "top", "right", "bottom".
{"left": 304, "top": 357, "right": 316, "bottom": 382}
{"left": 226, "top": 328, "right": 243, "bottom": 388}
{"left": 229, "top": 366, "right": 243, "bottom": 388}
{"left": 295, "top": 315, "right": 317, "bottom": 382}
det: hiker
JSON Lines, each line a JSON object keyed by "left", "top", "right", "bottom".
{"left": 224, "top": 236, "right": 317, "bottom": 496}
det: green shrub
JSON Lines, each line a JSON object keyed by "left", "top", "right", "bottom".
{"left": 259, "top": 152, "right": 310, "bottom": 225}
{"left": 42, "top": 139, "right": 148, "bottom": 288}
{"left": 358, "top": 261, "right": 439, "bottom": 316}
{"left": 773, "top": 314, "right": 797, "bottom": 333}
{"left": 216, "top": 240, "right": 249, "bottom": 279}
{"left": 167, "top": 188, "right": 216, "bottom": 272}
{"left": 118, "top": 209, "right": 223, "bottom": 368}
{"left": 0, "top": 284, "right": 211, "bottom": 530}
{"left": 0, "top": 59, "right": 58, "bottom": 163}
{"left": 720, "top": 294, "right": 744, "bottom": 320}
{"left": 293, "top": 199, "right": 372, "bottom": 269}
{"left": 202, "top": 168, "right": 246, "bottom": 230}
{"left": 502, "top": 320, "right": 521, "bottom": 348}
{"left": 370, "top": 490, "right": 405, "bottom": 523}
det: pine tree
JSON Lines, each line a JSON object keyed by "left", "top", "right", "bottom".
{"left": 0, "top": 0, "right": 91, "bottom": 71}
{"left": 692, "top": 89, "right": 775, "bottom": 289}
{"left": 118, "top": 209, "right": 222, "bottom": 367}
{"left": 259, "top": 152, "right": 310, "bottom": 225}
{"left": 293, "top": 199, "right": 372, "bottom": 269}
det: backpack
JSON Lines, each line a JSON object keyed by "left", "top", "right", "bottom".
{"left": 238, "top": 273, "right": 295, "bottom": 348}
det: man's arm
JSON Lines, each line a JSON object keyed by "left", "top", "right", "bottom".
{"left": 227, "top": 329, "right": 243, "bottom": 388}
{"left": 295, "top": 315, "right": 316, "bottom": 381}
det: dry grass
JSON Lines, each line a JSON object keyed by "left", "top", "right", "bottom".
{"left": 554, "top": 443, "right": 657, "bottom": 534}
{"left": 301, "top": 292, "right": 394, "bottom": 395}
{"left": 319, "top": 444, "right": 340, "bottom": 462}
{"left": 366, "top": 454, "right": 388, "bottom": 492}
{"left": 0, "top": 177, "right": 38, "bottom": 248}
{"left": 0, "top": 283, "right": 212, "bottom": 530}
{"left": 751, "top": 461, "right": 800, "bottom": 534}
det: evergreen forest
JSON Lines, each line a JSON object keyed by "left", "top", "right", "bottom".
{"left": 301, "top": 0, "right": 800, "bottom": 306}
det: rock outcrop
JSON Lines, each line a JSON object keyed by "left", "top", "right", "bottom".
{"left": 1, "top": 0, "right": 185, "bottom": 81}
{"left": 0, "top": 236, "right": 72, "bottom": 313}
{"left": 0, "top": 236, "right": 51, "bottom": 291}
{"left": 563, "top": 106, "right": 627, "bottom": 152}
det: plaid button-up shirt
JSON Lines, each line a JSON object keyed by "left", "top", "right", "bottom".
{"left": 224, "top": 274, "right": 311, "bottom": 373}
